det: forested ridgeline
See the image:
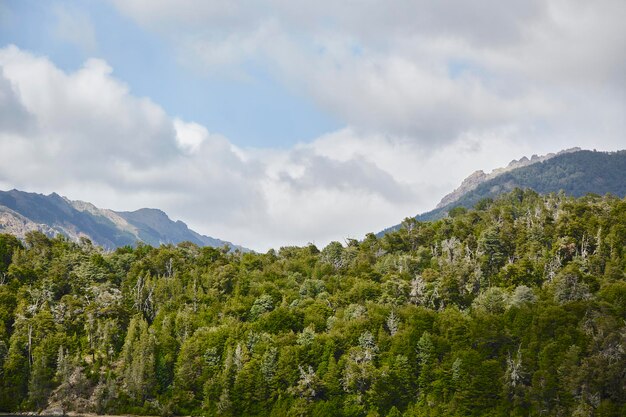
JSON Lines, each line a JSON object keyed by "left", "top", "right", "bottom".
{"left": 0, "top": 189, "right": 624, "bottom": 417}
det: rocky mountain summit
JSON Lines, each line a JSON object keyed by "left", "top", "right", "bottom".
{"left": 436, "top": 147, "right": 582, "bottom": 209}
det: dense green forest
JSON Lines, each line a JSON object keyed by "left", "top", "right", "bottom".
{"left": 0, "top": 189, "right": 624, "bottom": 416}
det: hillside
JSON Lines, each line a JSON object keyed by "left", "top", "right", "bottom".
{"left": 382, "top": 149, "right": 626, "bottom": 234}
{"left": 0, "top": 189, "right": 244, "bottom": 251}
{"left": 0, "top": 189, "right": 624, "bottom": 416}
{"left": 435, "top": 147, "right": 581, "bottom": 209}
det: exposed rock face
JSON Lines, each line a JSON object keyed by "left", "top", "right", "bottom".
{"left": 436, "top": 147, "right": 581, "bottom": 208}
{"left": 0, "top": 189, "right": 246, "bottom": 251}
{"left": 0, "top": 206, "right": 58, "bottom": 237}
{"left": 436, "top": 170, "right": 487, "bottom": 209}
{"left": 69, "top": 199, "right": 139, "bottom": 235}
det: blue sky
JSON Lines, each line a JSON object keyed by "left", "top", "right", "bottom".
{"left": 0, "top": 0, "right": 624, "bottom": 250}
{"left": 0, "top": 0, "right": 339, "bottom": 148}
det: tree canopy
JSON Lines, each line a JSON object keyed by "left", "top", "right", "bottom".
{"left": 0, "top": 189, "right": 624, "bottom": 416}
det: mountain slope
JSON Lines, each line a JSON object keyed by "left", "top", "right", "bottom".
{"left": 381, "top": 149, "right": 626, "bottom": 234}
{"left": 0, "top": 189, "right": 244, "bottom": 250}
{"left": 115, "top": 208, "right": 236, "bottom": 249}
{"left": 435, "top": 147, "right": 581, "bottom": 209}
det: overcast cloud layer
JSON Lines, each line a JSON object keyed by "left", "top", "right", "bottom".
{"left": 0, "top": 0, "right": 624, "bottom": 251}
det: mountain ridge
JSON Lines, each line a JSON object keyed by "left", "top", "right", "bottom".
{"left": 380, "top": 148, "right": 626, "bottom": 235}
{"left": 435, "top": 147, "right": 582, "bottom": 209}
{"left": 0, "top": 189, "right": 246, "bottom": 251}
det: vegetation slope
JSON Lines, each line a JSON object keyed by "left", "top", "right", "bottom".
{"left": 0, "top": 189, "right": 624, "bottom": 417}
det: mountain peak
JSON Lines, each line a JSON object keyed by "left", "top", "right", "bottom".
{"left": 0, "top": 189, "right": 246, "bottom": 251}
{"left": 131, "top": 207, "right": 167, "bottom": 215}
{"left": 436, "top": 147, "right": 583, "bottom": 209}
{"left": 424, "top": 148, "right": 626, "bottom": 222}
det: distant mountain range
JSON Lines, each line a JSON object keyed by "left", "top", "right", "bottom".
{"left": 381, "top": 148, "right": 626, "bottom": 234}
{"left": 0, "top": 189, "right": 246, "bottom": 251}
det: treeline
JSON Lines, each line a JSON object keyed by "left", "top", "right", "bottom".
{"left": 0, "top": 189, "right": 624, "bottom": 416}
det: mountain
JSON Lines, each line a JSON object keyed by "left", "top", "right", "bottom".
{"left": 0, "top": 189, "right": 245, "bottom": 251}
{"left": 381, "top": 148, "right": 626, "bottom": 233}
{"left": 435, "top": 147, "right": 582, "bottom": 209}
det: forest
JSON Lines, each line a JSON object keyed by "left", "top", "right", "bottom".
{"left": 0, "top": 189, "right": 624, "bottom": 417}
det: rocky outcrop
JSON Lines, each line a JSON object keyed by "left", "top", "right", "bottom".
{"left": 436, "top": 147, "right": 581, "bottom": 208}
{"left": 0, "top": 206, "right": 59, "bottom": 237}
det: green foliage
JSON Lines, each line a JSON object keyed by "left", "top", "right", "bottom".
{"left": 0, "top": 189, "right": 625, "bottom": 415}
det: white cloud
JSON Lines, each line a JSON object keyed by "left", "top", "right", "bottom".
{"left": 0, "top": 68, "right": 34, "bottom": 134}
{"left": 110, "top": 0, "right": 258, "bottom": 30}
{"left": 108, "top": 0, "right": 625, "bottom": 148}
{"left": 173, "top": 119, "right": 208, "bottom": 154}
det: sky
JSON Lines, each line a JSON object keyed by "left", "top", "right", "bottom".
{"left": 0, "top": 0, "right": 624, "bottom": 251}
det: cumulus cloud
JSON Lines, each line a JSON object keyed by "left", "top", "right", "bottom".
{"left": 0, "top": 68, "right": 34, "bottom": 134}
{"left": 0, "top": 46, "right": 176, "bottom": 179}
{"left": 110, "top": 0, "right": 625, "bottom": 146}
